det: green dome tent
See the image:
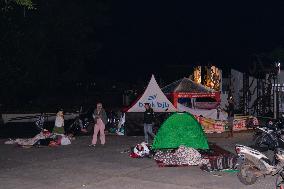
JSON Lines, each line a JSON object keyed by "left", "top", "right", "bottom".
{"left": 152, "top": 112, "right": 209, "bottom": 150}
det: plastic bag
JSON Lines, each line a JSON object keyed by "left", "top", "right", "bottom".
{"left": 60, "top": 136, "right": 71, "bottom": 145}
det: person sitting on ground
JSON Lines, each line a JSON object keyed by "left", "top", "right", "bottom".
{"left": 130, "top": 142, "right": 150, "bottom": 158}
{"left": 53, "top": 110, "right": 65, "bottom": 134}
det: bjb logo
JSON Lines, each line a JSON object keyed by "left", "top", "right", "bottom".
{"left": 138, "top": 94, "right": 169, "bottom": 109}
{"left": 148, "top": 94, "right": 157, "bottom": 101}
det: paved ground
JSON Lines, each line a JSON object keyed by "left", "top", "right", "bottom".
{"left": 0, "top": 132, "right": 278, "bottom": 189}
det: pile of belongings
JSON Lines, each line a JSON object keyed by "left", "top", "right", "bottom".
{"left": 4, "top": 130, "right": 71, "bottom": 147}
{"left": 48, "top": 134, "right": 72, "bottom": 146}
{"left": 129, "top": 142, "right": 151, "bottom": 158}
{"left": 154, "top": 143, "right": 237, "bottom": 171}
{"left": 154, "top": 145, "right": 209, "bottom": 167}
{"left": 107, "top": 112, "right": 125, "bottom": 136}
{"left": 116, "top": 113, "right": 125, "bottom": 136}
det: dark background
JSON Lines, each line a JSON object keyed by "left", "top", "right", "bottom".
{"left": 1, "top": 1, "right": 284, "bottom": 111}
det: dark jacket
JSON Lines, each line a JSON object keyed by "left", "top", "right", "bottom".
{"left": 227, "top": 102, "right": 234, "bottom": 117}
{"left": 144, "top": 108, "right": 155, "bottom": 124}
{"left": 93, "top": 108, "right": 108, "bottom": 125}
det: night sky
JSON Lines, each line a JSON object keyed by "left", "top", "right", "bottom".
{"left": 109, "top": 1, "right": 284, "bottom": 80}
{"left": 1, "top": 1, "right": 284, "bottom": 95}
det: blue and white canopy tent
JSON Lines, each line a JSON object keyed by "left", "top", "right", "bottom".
{"left": 127, "top": 75, "right": 177, "bottom": 113}
{"left": 124, "top": 75, "right": 177, "bottom": 135}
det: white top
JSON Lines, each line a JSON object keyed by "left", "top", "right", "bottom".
{"left": 55, "top": 116, "right": 64, "bottom": 127}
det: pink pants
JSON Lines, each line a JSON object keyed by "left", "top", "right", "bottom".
{"left": 92, "top": 118, "right": 105, "bottom": 145}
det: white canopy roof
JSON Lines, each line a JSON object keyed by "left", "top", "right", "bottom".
{"left": 177, "top": 103, "right": 228, "bottom": 121}
{"left": 127, "top": 75, "right": 177, "bottom": 112}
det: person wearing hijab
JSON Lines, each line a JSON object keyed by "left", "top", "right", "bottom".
{"left": 89, "top": 103, "right": 108, "bottom": 147}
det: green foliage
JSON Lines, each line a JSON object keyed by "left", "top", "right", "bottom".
{"left": 1, "top": 0, "right": 35, "bottom": 11}
{"left": 0, "top": 0, "right": 112, "bottom": 105}
{"left": 15, "top": 0, "right": 34, "bottom": 9}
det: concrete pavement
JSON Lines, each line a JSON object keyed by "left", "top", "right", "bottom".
{"left": 0, "top": 132, "right": 278, "bottom": 189}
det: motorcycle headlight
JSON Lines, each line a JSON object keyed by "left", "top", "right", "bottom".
{"left": 235, "top": 147, "right": 241, "bottom": 154}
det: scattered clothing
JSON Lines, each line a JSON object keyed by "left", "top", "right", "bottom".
{"left": 129, "top": 142, "right": 151, "bottom": 158}
{"left": 4, "top": 130, "right": 71, "bottom": 147}
{"left": 4, "top": 130, "right": 52, "bottom": 146}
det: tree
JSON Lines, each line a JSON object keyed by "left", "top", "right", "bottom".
{"left": 268, "top": 48, "right": 284, "bottom": 63}
{"left": 15, "top": 0, "right": 34, "bottom": 8}
{"left": 0, "top": 0, "right": 112, "bottom": 108}
{"left": 1, "top": 0, "right": 34, "bottom": 10}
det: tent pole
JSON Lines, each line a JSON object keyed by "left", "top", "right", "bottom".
{"left": 173, "top": 93, "right": 178, "bottom": 108}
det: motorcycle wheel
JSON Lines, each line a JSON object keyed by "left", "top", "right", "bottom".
{"left": 276, "top": 172, "right": 284, "bottom": 189}
{"left": 237, "top": 160, "right": 258, "bottom": 185}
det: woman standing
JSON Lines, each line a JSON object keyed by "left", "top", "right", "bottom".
{"left": 89, "top": 103, "right": 107, "bottom": 147}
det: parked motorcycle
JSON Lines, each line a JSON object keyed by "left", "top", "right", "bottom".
{"left": 253, "top": 120, "right": 284, "bottom": 151}
{"left": 66, "top": 114, "right": 91, "bottom": 135}
{"left": 34, "top": 113, "right": 45, "bottom": 131}
{"left": 235, "top": 144, "right": 284, "bottom": 187}
{"left": 106, "top": 110, "right": 120, "bottom": 133}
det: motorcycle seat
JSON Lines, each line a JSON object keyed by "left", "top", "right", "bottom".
{"left": 260, "top": 157, "right": 272, "bottom": 165}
